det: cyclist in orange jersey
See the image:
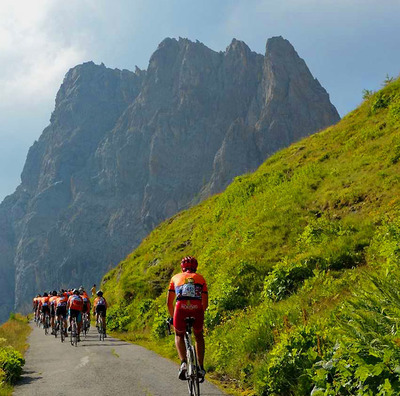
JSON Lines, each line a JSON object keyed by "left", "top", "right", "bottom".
{"left": 167, "top": 256, "right": 208, "bottom": 381}
{"left": 39, "top": 292, "right": 50, "bottom": 326}
{"left": 67, "top": 289, "right": 84, "bottom": 340}
{"left": 49, "top": 291, "right": 58, "bottom": 334}
{"left": 34, "top": 294, "right": 42, "bottom": 322}
{"left": 79, "top": 287, "right": 91, "bottom": 331}
{"left": 93, "top": 290, "right": 108, "bottom": 336}
{"left": 55, "top": 291, "right": 68, "bottom": 337}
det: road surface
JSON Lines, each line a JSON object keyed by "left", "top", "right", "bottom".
{"left": 14, "top": 323, "right": 224, "bottom": 396}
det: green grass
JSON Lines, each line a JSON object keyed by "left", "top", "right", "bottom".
{"left": 0, "top": 314, "right": 31, "bottom": 395}
{"left": 102, "top": 77, "right": 400, "bottom": 395}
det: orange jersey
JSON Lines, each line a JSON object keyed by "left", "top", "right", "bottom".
{"left": 49, "top": 296, "right": 58, "bottom": 307}
{"left": 169, "top": 272, "right": 208, "bottom": 301}
{"left": 55, "top": 295, "right": 68, "bottom": 307}
{"left": 68, "top": 295, "right": 84, "bottom": 311}
{"left": 93, "top": 296, "right": 107, "bottom": 308}
{"left": 39, "top": 296, "right": 50, "bottom": 308}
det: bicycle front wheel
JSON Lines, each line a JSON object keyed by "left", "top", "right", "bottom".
{"left": 186, "top": 347, "right": 200, "bottom": 396}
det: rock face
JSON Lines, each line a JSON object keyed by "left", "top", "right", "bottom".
{"left": 0, "top": 37, "right": 339, "bottom": 321}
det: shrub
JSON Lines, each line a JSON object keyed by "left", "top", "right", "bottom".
{"left": 256, "top": 326, "right": 321, "bottom": 396}
{"left": 106, "top": 302, "right": 131, "bottom": 331}
{"left": 151, "top": 305, "right": 169, "bottom": 339}
{"left": 311, "top": 273, "right": 400, "bottom": 395}
{"left": 371, "top": 92, "right": 391, "bottom": 112}
{"left": 362, "top": 89, "right": 373, "bottom": 100}
{"left": 263, "top": 258, "right": 315, "bottom": 301}
{"left": 0, "top": 347, "right": 24, "bottom": 384}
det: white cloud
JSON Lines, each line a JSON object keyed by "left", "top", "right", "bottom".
{"left": 0, "top": 0, "right": 86, "bottom": 108}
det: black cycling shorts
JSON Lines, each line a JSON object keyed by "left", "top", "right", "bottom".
{"left": 96, "top": 305, "right": 106, "bottom": 317}
{"left": 56, "top": 306, "right": 67, "bottom": 318}
{"left": 41, "top": 306, "right": 50, "bottom": 315}
{"left": 50, "top": 305, "right": 55, "bottom": 317}
{"left": 69, "top": 309, "right": 82, "bottom": 322}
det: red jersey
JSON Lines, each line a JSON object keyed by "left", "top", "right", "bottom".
{"left": 68, "top": 294, "right": 83, "bottom": 311}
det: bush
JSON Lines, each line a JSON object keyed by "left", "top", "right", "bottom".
{"left": 0, "top": 347, "right": 24, "bottom": 384}
{"left": 372, "top": 92, "right": 391, "bottom": 112}
{"left": 256, "top": 326, "right": 321, "bottom": 396}
{"left": 106, "top": 302, "right": 131, "bottom": 331}
{"left": 311, "top": 273, "right": 400, "bottom": 395}
{"left": 263, "top": 258, "right": 315, "bottom": 301}
{"left": 151, "top": 305, "right": 169, "bottom": 339}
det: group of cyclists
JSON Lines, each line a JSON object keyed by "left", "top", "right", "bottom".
{"left": 32, "top": 286, "right": 108, "bottom": 342}
{"left": 31, "top": 255, "right": 207, "bottom": 383}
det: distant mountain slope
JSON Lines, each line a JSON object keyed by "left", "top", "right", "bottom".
{"left": 101, "top": 78, "right": 400, "bottom": 394}
{"left": 0, "top": 36, "right": 339, "bottom": 322}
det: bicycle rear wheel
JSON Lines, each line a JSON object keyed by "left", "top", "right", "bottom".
{"left": 60, "top": 319, "right": 65, "bottom": 343}
{"left": 98, "top": 319, "right": 104, "bottom": 341}
{"left": 70, "top": 320, "right": 78, "bottom": 347}
{"left": 44, "top": 315, "right": 50, "bottom": 335}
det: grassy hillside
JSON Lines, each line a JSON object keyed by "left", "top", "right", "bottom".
{"left": 0, "top": 314, "right": 30, "bottom": 396}
{"left": 102, "top": 78, "right": 400, "bottom": 395}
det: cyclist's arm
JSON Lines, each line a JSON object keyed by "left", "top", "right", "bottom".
{"left": 202, "top": 292, "right": 208, "bottom": 311}
{"left": 167, "top": 290, "right": 175, "bottom": 318}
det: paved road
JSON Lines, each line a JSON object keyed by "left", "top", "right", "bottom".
{"left": 14, "top": 323, "right": 224, "bottom": 396}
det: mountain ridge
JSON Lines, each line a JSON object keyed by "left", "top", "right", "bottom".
{"left": 0, "top": 36, "right": 339, "bottom": 322}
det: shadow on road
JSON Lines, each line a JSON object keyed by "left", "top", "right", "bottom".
{"left": 81, "top": 341, "right": 127, "bottom": 347}
{"left": 18, "top": 370, "right": 42, "bottom": 385}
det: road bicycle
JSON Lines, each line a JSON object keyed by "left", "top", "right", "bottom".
{"left": 70, "top": 317, "right": 78, "bottom": 347}
{"left": 60, "top": 316, "right": 66, "bottom": 343}
{"left": 44, "top": 313, "right": 50, "bottom": 335}
{"left": 82, "top": 313, "right": 89, "bottom": 338}
{"left": 55, "top": 315, "right": 66, "bottom": 342}
{"left": 38, "top": 312, "right": 44, "bottom": 328}
{"left": 167, "top": 317, "right": 202, "bottom": 396}
{"left": 96, "top": 314, "right": 105, "bottom": 341}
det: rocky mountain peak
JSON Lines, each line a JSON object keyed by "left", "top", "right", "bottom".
{"left": 0, "top": 37, "right": 340, "bottom": 322}
{"left": 226, "top": 38, "right": 251, "bottom": 54}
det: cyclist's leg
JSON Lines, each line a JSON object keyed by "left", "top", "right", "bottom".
{"left": 192, "top": 302, "right": 206, "bottom": 378}
{"left": 102, "top": 309, "right": 107, "bottom": 334}
{"left": 194, "top": 331, "right": 205, "bottom": 368}
{"left": 76, "top": 311, "right": 82, "bottom": 336}
{"left": 173, "top": 302, "right": 187, "bottom": 361}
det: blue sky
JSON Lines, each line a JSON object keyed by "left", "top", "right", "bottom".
{"left": 1, "top": 0, "right": 399, "bottom": 201}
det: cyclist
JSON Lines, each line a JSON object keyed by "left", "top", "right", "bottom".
{"left": 93, "top": 290, "right": 107, "bottom": 336}
{"left": 80, "top": 287, "right": 91, "bottom": 331}
{"left": 39, "top": 292, "right": 50, "bottom": 326}
{"left": 55, "top": 291, "right": 68, "bottom": 337}
{"left": 49, "top": 290, "right": 58, "bottom": 334}
{"left": 67, "top": 289, "right": 84, "bottom": 341}
{"left": 167, "top": 256, "right": 208, "bottom": 381}
{"left": 33, "top": 294, "right": 41, "bottom": 322}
